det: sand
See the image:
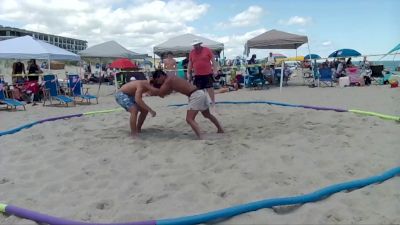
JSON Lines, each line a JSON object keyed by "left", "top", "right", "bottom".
{"left": 1, "top": 82, "right": 399, "bottom": 224}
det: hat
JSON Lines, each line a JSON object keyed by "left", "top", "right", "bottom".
{"left": 192, "top": 39, "right": 203, "bottom": 46}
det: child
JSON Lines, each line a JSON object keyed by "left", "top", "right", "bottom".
{"left": 115, "top": 80, "right": 156, "bottom": 138}
{"left": 151, "top": 70, "right": 224, "bottom": 139}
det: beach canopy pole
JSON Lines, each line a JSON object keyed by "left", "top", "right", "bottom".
{"left": 279, "top": 59, "right": 284, "bottom": 92}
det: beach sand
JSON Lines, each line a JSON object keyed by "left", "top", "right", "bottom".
{"left": 1, "top": 83, "right": 399, "bottom": 224}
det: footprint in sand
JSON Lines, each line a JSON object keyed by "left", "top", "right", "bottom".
{"left": 218, "top": 191, "right": 228, "bottom": 198}
{"left": 95, "top": 200, "right": 113, "bottom": 210}
{"left": 99, "top": 158, "right": 111, "bottom": 165}
{"left": 272, "top": 204, "right": 302, "bottom": 214}
{"left": 165, "top": 157, "right": 174, "bottom": 164}
{"left": 344, "top": 165, "right": 355, "bottom": 176}
{"left": 280, "top": 154, "right": 294, "bottom": 164}
{"left": 0, "top": 177, "right": 10, "bottom": 184}
{"left": 203, "top": 133, "right": 227, "bottom": 141}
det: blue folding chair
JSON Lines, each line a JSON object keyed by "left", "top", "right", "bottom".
{"left": 245, "top": 66, "right": 266, "bottom": 89}
{"left": 318, "top": 68, "right": 334, "bottom": 87}
{"left": 43, "top": 74, "right": 74, "bottom": 106}
{"left": 68, "top": 74, "right": 98, "bottom": 104}
{"left": 0, "top": 81, "right": 26, "bottom": 110}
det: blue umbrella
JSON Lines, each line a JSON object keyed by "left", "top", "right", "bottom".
{"left": 329, "top": 49, "right": 361, "bottom": 58}
{"left": 304, "top": 54, "right": 321, "bottom": 59}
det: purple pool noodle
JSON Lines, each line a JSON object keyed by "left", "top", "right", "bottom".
{"left": 298, "top": 105, "right": 347, "bottom": 112}
{"left": 6, "top": 205, "right": 156, "bottom": 225}
{"left": 37, "top": 114, "right": 83, "bottom": 123}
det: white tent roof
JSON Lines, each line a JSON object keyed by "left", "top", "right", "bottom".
{"left": 0, "top": 35, "right": 80, "bottom": 61}
{"left": 79, "top": 41, "right": 148, "bottom": 59}
{"left": 245, "top": 29, "right": 308, "bottom": 55}
{"left": 153, "top": 33, "right": 224, "bottom": 57}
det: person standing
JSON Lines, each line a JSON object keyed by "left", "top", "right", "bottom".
{"left": 12, "top": 60, "right": 26, "bottom": 83}
{"left": 12, "top": 60, "right": 26, "bottom": 75}
{"left": 182, "top": 53, "right": 189, "bottom": 79}
{"left": 186, "top": 39, "right": 218, "bottom": 110}
{"left": 267, "top": 52, "right": 275, "bottom": 65}
{"left": 163, "top": 51, "right": 177, "bottom": 76}
{"left": 27, "top": 59, "right": 42, "bottom": 81}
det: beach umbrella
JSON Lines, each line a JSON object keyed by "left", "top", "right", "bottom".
{"left": 328, "top": 49, "right": 361, "bottom": 58}
{"left": 304, "top": 54, "right": 321, "bottom": 59}
{"left": 276, "top": 56, "right": 304, "bottom": 64}
{"left": 109, "top": 58, "right": 137, "bottom": 70}
{"left": 272, "top": 53, "right": 287, "bottom": 59}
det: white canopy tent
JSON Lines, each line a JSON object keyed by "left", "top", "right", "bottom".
{"left": 79, "top": 41, "right": 148, "bottom": 59}
{"left": 79, "top": 40, "right": 149, "bottom": 92}
{"left": 153, "top": 33, "right": 224, "bottom": 58}
{"left": 0, "top": 35, "right": 80, "bottom": 61}
{"left": 0, "top": 35, "right": 80, "bottom": 83}
{"left": 244, "top": 29, "right": 311, "bottom": 91}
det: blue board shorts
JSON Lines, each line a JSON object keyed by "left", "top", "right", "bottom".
{"left": 115, "top": 91, "right": 136, "bottom": 111}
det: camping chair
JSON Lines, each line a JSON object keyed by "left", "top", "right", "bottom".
{"left": 274, "top": 68, "right": 288, "bottom": 86}
{"left": 245, "top": 66, "right": 266, "bottom": 89}
{"left": 370, "top": 65, "right": 384, "bottom": 84}
{"left": 68, "top": 74, "right": 98, "bottom": 104}
{"left": 318, "top": 68, "right": 334, "bottom": 87}
{"left": 115, "top": 72, "right": 126, "bottom": 88}
{"left": 42, "top": 74, "right": 74, "bottom": 106}
{"left": 0, "top": 81, "right": 26, "bottom": 110}
{"left": 346, "top": 67, "right": 364, "bottom": 86}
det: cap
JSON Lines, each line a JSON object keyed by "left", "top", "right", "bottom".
{"left": 192, "top": 39, "right": 203, "bottom": 46}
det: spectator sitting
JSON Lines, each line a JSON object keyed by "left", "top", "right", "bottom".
{"left": 248, "top": 54, "right": 257, "bottom": 65}
{"left": 214, "top": 69, "right": 225, "bottom": 86}
{"left": 360, "top": 56, "right": 371, "bottom": 70}
{"left": 346, "top": 57, "right": 353, "bottom": 67}
{"left": 262, "top": 65, "right": 275, "bottom": 84}
{"left": 283, "top": 64, "right": 292, "bottom": 78}
{"left": 360, "top": 56, "right": 372, "bottom": 85}
{"left": 281, "top": 64, "right": 292, "bottom": 85}
{"left": 334, "top": 58, "right": 346, "bottom": 80}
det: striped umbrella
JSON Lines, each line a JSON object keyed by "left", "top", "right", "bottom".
{"left": 272, "top": 53, "right": 287, "bottom": 59}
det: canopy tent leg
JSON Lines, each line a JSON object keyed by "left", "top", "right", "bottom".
{"left": 153, "top": 53, "right": 156, "bottom": 69}
{"left": 96, "top": 58, "right": 102, "bottom": 97}
{"left": 307, "top": 42, "right": 316, "bottom": 87}
{"left": 78, "top": 60, "right": 82, "bottom": 77}
{"left": 114, "top": 66, "right": 119, "bottom": 92}
{"left": 47, "top": 57, "right": 51, "bottom": 74}
{"left": 279, "top": 59, "right": 284, "bottom": 92}
{"left": 222, "top": 50, "right": 225, "bottom": 67}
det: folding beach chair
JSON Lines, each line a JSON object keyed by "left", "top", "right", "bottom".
{"left": 68, "top": 74, "right": 98, "bottom": 104}
{"left": 318, "top": 68, "right": 334, "bottom": 87}
{"left": 346, "top": 67, "right": 363, "bottom": 86}
{"left": 42, "top": 74, "right": 74, "bottom": 106}
{"left": 274, "top": 68, "right": 287, "bottom": 86}
{"left": 0, "top": 81, "right": 26, "bottom": 110}
{"left": 370, "top": 65, "right": 384, "bottom": 84}
{"left": 245, "top": 66, "right": 266, "bottom": 89}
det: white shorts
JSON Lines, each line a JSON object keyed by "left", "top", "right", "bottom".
{"left": 188, "top": 90, "right": 210, "bottom": 111}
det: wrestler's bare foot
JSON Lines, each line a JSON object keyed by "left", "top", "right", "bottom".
{"left": 131, "top": 133, "right": 139, "bottom": 139}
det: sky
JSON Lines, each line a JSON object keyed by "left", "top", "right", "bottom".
{"left": 0, "top": 0, "right": 399, "bottom": 59}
